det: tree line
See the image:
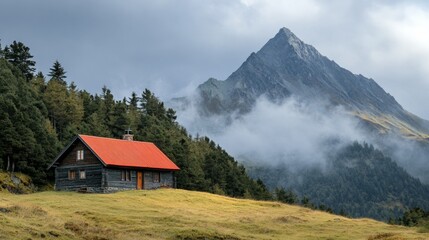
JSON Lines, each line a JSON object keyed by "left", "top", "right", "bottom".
{"left": 0, "top": 40, "right": 278, "bottom": 200}
{"left": 390, "top": 208, "right": 429, "bottom": 233}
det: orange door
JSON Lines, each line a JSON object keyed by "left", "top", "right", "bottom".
{"left": 137, "top": 171, "right": 143, "bottom": 190}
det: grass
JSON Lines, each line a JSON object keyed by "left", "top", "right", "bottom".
{"left": 0, "top": 189, "right": 428, "bottom": 240}
{"left": 353, "top": 112, "right": 429, "bottom": 140}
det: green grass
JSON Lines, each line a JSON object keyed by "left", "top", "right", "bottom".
{"left": 0, "top": 189, "right": 428, "bottom": 240}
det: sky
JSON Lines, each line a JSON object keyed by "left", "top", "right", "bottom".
{"left": 1, "top": 0, "right": 429, "bottom": 119}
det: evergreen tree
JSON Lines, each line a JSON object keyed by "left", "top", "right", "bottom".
{"left": 128, "top": 91, "right": 139, "bottom": 108}
{"left": 275, "top": 187, "right": 297, "bottom": 204}
{"left": 43, "top": 79, "right": 83, "bottom": 141}
{"left": 48, "top": 60, "right": 67, "bottom": 84}
{"left": 0, "top": 58, "right": 60, "bottom": 184}
{"left": 3, "top": 41, "right": 36, "bottom": 80}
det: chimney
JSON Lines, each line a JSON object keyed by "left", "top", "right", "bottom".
{"left": 123, "top": 128, "right": 133, "bottom": 141}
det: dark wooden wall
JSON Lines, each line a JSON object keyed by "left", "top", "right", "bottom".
{"left": 104, "top": 168, "right": 137, "bottom": 190}
{"left": 55, "top": 140, "right": 103, "bottom": 191}
{"left": 58, "top": 141, "right": 101, "bottom": 166}
{"left": 55, "top": 165, "right": 103, "bottom": 191}
{"left": 143, "top": 170, "right": 174, "bottom": 189}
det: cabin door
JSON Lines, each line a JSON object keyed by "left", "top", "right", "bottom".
{"left": 137, "top": 171, "right": 143, "bottom": 190}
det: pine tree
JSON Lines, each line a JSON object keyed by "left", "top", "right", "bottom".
{"left": 48, "top": 60, "right": 67, "bottom": 84}
{"left": 0, "top": 58, "right": 60, "bottom": 184}
{"left": 128, "top": 91, "right": 139, "bottom": 108}
{"left": 3, "top": 41, "right": 36, "bottom": 80}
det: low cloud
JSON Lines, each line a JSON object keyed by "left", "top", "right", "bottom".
{"left": 176, "top": 95, "right": 429, "bottom": 182}
{"left": 178, "top": 97, "right": 366, "bottom": 168}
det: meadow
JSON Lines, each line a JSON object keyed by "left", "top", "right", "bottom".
{"left": 1, "top": 189, "right": 428, "bottom": 239}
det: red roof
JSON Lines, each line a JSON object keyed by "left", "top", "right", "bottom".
{"left": 79, "top": 134, "right": 180, "bottom": 171}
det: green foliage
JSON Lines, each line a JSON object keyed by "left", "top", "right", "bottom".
{"left": 0, "top": 58, "right": 61, "bottom": 185}
{"left": 43, "top": 79, "right": 84, "bottom": 142}
{"left": 275, "top": 187, "right": 297, "bottom": 204}
{"left": 0, "top": 40, "right": 272, "bottom": 200}
{"left": 396, "top": 208, "right": 429, "bottom": 226}
{"left": 3, "top": 41, "right": 35, "bottom": 80}
{"left": 48, "top": 60, "right": 67, "bottom": 84}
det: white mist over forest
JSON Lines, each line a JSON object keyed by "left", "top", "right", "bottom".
{"left": 177, "top": 97, "right": 365, "bottom": 166}
{"left": 175, "top": 96, "right": 429, "bottom": 183}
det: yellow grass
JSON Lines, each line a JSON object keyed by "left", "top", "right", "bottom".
{"left": 353, "top": 112, "right": 429, "bottom": 141}
{"left": 0, "top": 189, "right": 428, "bottom": 240}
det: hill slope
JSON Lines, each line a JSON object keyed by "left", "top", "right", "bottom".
{"left": 0, "top": 189, "right": 428, "bottom": 240}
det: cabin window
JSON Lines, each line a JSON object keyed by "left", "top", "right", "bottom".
{"left": 121, "top": 170, "right": 131, "bottom": 181}
{"left": 68, "top": 170, "right": 76, "bottom": 180}
{"left": 152, "top": 172, "right": 160, "bottom": 183}
{"left": 79, "top": 170, "right": 86, "bottom": 179}
{"left": 76, "top": 150, "right": 84, "bottom": 161}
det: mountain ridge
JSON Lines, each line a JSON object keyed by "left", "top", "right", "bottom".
{"left": 195, "top": 27, "right": 429, "bottom": 140}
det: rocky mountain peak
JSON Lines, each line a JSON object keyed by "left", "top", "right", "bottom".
{"left": 278, "top": 27, "right": 298, "bottom": 40}
{"left": 193, "top": 27, "right": 429, "bottom": 137}
{"left": 257, "top": 27, "right": 321, "bottom": 64}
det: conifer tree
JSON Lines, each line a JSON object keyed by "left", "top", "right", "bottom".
{"left": 3, "top": 41, "right": 36, "bottom": 80}
{"left": 128, "top": 91, "right": 139, "bottom": 108}
{"left": 48, "top": 60, "right": 67, "bottom": 84}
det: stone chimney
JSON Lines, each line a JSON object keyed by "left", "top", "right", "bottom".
{"left": 123, "top": 128, "right": 133, "bottom": 141}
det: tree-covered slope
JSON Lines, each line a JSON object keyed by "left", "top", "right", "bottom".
{"left": 0, "top": 41, "right": 271, "bottom": 200}
{"left": 246, "top": 142, "right": 429, "bottom": 220}
{"left": 0, "top": 58, "right": 61, "bottom": 185}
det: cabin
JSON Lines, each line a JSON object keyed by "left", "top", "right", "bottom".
{"left": 48, "top": 133, "right": 180, "bottom": 193}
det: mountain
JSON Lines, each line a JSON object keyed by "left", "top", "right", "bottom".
{"left": 196, "top": 27, "right": 429, "bottom": 140}
{"left": 174, "top": 27, "right": 429, "bottom": 220}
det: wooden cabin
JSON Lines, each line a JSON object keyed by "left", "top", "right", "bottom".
{"left": 48, "top": 133, "right": 180, "bottom": 193}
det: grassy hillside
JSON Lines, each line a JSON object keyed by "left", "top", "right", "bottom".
{"left": 0, "top": 189, "right": 428, "bottom": 240}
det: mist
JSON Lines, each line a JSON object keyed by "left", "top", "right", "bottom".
{"left": 177, "top": 96, "right": 366, "bottom": 168}
{"left": 175, "top": 95, "right": 429, "bottom": 183}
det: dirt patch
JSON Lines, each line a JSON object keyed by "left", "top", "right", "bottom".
{"left": 64, "top": 220, "right": 115, "bottom": 240}
{"left": 367, "top": 233, "right": 399, "bottom": 240}
{"left": 1, "top": 205, "right": 47, "bottom": 218}
{"left": 239, "top": 217, "right": 252, "bottom": 223}
{"left": 29, "top": 206, "right": 47, "bottom": 216}
{"left": 276, "top": 215, "right": 306, "bottom": 223}
{"left": 174, "top": 229, "right": 241, "bottom": 240}
{"left": 64, "top": 221, "right": 86, "bottom": 235}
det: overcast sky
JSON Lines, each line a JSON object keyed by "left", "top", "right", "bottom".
{"left": 1, "top": 0, "right": 429, "bottom": 119}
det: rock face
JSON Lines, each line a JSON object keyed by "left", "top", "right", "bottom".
{"left": 197, "top": 27, "right": 429, "bottom": 139}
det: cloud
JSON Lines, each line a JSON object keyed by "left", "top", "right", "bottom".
{"left": 178, "top": 96, "right": 365, "bottom": 168}
{"left": 176, "top": 94, "right": 429, "bottom": 183}
{"left": 0, "top": 0, "right": 428, "bottom": 118}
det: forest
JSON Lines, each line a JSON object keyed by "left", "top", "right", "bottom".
{"left": 247, "top": 142, "right": 429, "bottom": 220}
{"left": 0, "top": 40, "right": 271, "bottom": 200}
